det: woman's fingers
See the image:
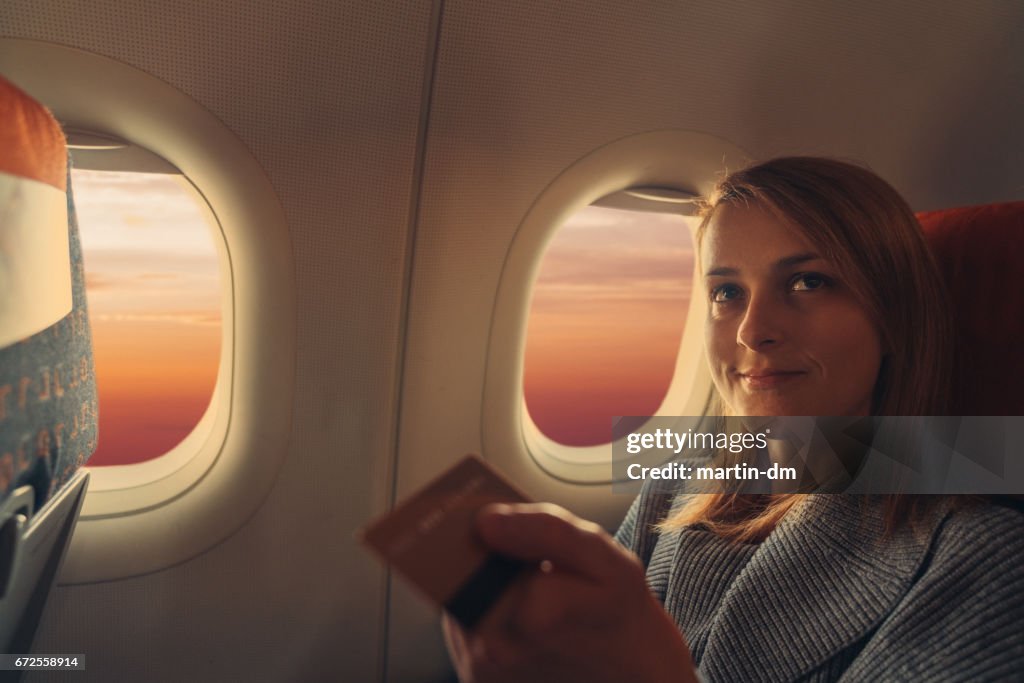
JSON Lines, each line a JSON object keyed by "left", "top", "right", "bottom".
{"left": 442, "top": 504, "right": 699, "bottom": 683}
{"left": 476, "top": 503, "right": 636, "bottom": 582}
{"left": 442, "top": 614, "right": 467, "bottom": 662}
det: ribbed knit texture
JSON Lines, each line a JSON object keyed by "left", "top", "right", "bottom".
{"left": 615, "top": 484, "right": 1024, "bottom": 682}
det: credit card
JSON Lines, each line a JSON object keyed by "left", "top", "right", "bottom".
{"left": 359, "top": 454, "right": 531, "bottom": 628}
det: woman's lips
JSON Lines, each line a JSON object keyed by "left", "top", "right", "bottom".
{"left": 738, "top": 370, "right": 806, "bottom": 390}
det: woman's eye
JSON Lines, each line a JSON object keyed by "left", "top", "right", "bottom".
{"left": 790, "top": 273, "right": 828, "bottom": 291}
{"left": 710, "top": 284, "right": 743, "bottom": 303}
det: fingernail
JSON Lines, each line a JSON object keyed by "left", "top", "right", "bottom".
{"left": 479, "top": 505, "right": 511, "bottom": 537}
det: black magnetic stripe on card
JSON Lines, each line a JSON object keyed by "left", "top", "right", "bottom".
{"left": 443, "top": 554, "right": 526, "bottom": 629}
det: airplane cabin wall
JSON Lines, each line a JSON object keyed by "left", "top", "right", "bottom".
{"left": 0, "top": 1, "right": 1022, "bottom": 682}
{"left": 1, "top": 1, "right": 435, "bottom": 681}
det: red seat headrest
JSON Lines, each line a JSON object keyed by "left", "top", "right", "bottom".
{"left": 919, "top": 202, "right": 1024, "bottom": 415}
{"left": 0, "top": 76, "right": 66, "bottom": 191}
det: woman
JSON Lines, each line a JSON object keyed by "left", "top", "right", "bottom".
{"left": 443, "top": 158, "right": 1024, "bottom": 682}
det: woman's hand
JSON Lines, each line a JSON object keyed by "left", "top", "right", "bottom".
{"left": 442, "top": 503, "right": 698, "bottom": 683}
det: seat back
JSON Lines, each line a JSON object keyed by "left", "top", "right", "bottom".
{"left": 919, "top": 202, "right": 1024, "bottom": 415}
{"left": 0, "top": 74, "right": 98, "bottom": 663}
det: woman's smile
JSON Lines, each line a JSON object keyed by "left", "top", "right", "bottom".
{"left": 735, "top": 368, "right": 807, "bottom": 391}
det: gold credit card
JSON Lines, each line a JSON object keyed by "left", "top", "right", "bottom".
{"left": 359, "top": 455, "right": 531, "bottom": 628}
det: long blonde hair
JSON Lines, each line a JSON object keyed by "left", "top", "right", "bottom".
{"left": 661, "top": 157, "right": 954, "bottom": 542}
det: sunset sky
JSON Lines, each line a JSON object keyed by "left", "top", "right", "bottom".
{"left": 523, "top": 205, "right": 694, "bottom": 446}
{"left": 72, "top": 169, "right": 221, "bottom": 466}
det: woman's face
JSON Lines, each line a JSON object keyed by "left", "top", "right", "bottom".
{"left": 701, "top": 203, "right": 883, "bottom": 417}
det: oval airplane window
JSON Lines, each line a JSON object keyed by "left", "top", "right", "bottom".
{"left": 523, "top": 190, "right": 696, "bottom": 449}
{"left": 0, "top": 38, "right": 295, "bottom": 581}
{"left": 71, "top": 166, "right": 223, "bottom": 466}
{"left": 483, "top": 130, "right": 747, "bottom": 485}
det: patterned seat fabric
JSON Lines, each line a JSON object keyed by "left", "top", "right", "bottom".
{"left": 0, "top": 75, "right": 98, "bottom": 514}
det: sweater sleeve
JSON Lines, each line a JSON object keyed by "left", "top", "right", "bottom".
{"left": 840, "top": 503, "right": 1024, "bottom": 682}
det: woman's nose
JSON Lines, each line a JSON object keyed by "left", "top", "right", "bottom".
{"left": 736, "top": 293, "right": 785, "bottom": 350}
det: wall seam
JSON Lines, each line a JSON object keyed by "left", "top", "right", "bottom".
{"left": 379, "top": 0, "right": 448, "bottom": 681}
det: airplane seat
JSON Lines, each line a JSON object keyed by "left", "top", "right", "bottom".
{"left": 918, "top": 201, "right": 1024, "bottom": 415}
{"left": 0, "top": 74, "right": 97, "bottom": 664}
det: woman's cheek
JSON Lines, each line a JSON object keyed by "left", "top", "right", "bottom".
{"left": 704, "top": 323, "right": 735, "bottom": 396}
{"left": 803, "top": 305, "right": 882, "bottom": 407}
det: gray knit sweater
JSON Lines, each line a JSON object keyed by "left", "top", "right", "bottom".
{"left": 614, "top": 484, "right": 1024, "bottom": 682}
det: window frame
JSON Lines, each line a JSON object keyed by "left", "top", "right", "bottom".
{"left": 0, "top": 38, "right": 295, "bottom": 582}
{"left": 483, "top": 130, "right": 749, "bottom": 484}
